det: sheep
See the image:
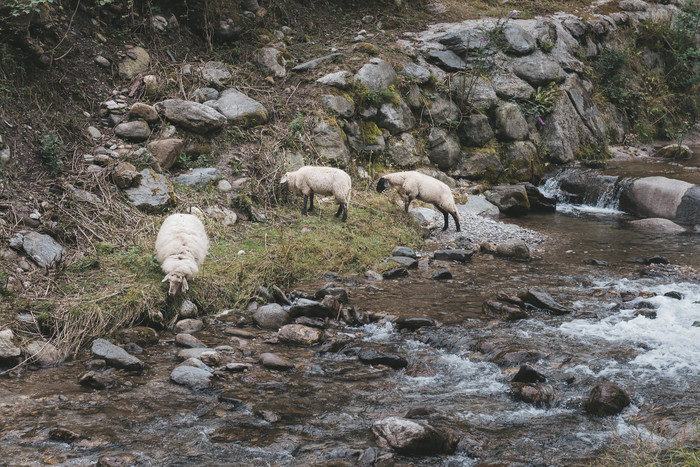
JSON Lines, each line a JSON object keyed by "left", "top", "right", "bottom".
{"left": 376, "top": 171, "right": 461, "bottom": 232}
{"left": 155, "top": 213, "right": 210, "bottom": 295}
{"left": 280, "top": 166, "right": 352, "bottom": 222}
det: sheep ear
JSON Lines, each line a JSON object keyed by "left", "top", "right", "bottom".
{"left": 280, "top": 174, "right": 288, "bottom": 184}
{"left": 162, "top": 274, "right": 170, "bottom": 283}
{"left": 181, "top": 277, "right": 189, "bottom": 293}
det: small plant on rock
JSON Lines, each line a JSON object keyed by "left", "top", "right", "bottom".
{"left": 38, "top": 130, "right": 64, "bottom": 176}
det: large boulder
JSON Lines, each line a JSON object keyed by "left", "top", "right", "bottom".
{"left": 424, "top": 95, "right": 460, "bottom": 125}
{"left": 354, "top": 58, "right": 396, "bottom": 92}
{"left": 156, "top": 99, "right": 226, "bottom": 134}
{"left": 540, "top": 92, "right": 597, "bottom": 163}
{"left": 620, "top": 177, "right": 699, "bottom": 226}
{"left": 427, "top": 128, "right": 461, "bottom": 170}
{"left": 494, "top": 103, "right": 529, "bottom": 141}
{"left": 387, "top": 133, "right": 420, "bottom": 167}
{"left": 91, "top": 338, "right": 144, "bottom": 371}
{"left": 372, "top": 417, "right": 458, "bottom": 455}
{"left": 450, "top": 151, "right": 502, "bottom": 181}
{"left": 205, "top": 89, "right": 268, "bottom": 128}
{"left": 458, "top": 113, "right": 494, "bottom": 147}
{"left": 586, "top": 382, "right": 631, "bottom": 415}
{"left": 565, "top": 75, "right": 606, "bottom": 140}
{"left": 512, "top": 51, "right": 566, "bottom": 87}
{"left": 378, "top": 100, "right": 416, "bottom": 134}
{"left": 312, "top": 121, "right": 351, "bottom": 165}
{"left": 485, "top": 185, "right": 530, "bottom": 216}
{"left": 503, "top": 24, "right": 536, "bottom": 55}
{"left": 450, "top": 76, "right": 499, "bottom": 110}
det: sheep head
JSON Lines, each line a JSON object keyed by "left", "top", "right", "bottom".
{"left": 163, "top": 273, "right": 189, "bottom": 295}
{"left": 376, "top": 177, "right": 390, "bottom": 193}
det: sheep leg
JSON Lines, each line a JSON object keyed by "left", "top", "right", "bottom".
{"left": 308, "top": 192, "right": 315, "bottom": 212}
{"left": 404, "top": 196, "right": 413, "bottom": 213}
{"left": 451, "top": 212, "right": 461, "bottom": 232}
{"left": 437, "top": 207, "right": 449, "bottom": 231}
{"left": 302, "top": 195, "right": 309, "bottom": 215}
{"left": 341, "top": 203, "right": 347, "bottom": 222}
{"left": 335, "top": 203, "right": 343, "bottom": 217}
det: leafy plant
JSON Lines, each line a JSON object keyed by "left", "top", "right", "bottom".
{"left": 516, "top": 82, "right": 561, "bottom": 122}
{"left": 38, "top": 130, "right": 64, "bottom": 175}
{"left": 5, "top": 0, "right": 56, "bottom": 17}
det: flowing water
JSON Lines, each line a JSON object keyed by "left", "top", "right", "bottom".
{"left": 1, "top": 152, "right": 699, "bottom": 466}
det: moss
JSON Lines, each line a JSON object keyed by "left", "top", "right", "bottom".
{"left": 354, "top": 42, "right": 378, "bottom": 55}
{"left": 360, "top": 121, "right": 383, "bottom": 145}
{"left": 331, "top": 89, "right": 355, "bottom": 105}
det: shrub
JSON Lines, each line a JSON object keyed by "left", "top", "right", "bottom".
{"left": 38, "top": 130, "right": 64, "bottom": 175}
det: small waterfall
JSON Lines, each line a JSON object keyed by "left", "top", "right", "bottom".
{"left": 541, "top": 168, "right": 627, "bottom": 214}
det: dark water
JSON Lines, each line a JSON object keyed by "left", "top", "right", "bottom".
{"left": 1, "top": 154, "right": 699, "bottom": 466}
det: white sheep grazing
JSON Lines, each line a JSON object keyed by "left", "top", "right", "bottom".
{"left": 376, "top": 171, "right": 461, "bottom": 232}
{"left": 155, "top": 213, "right": 210, "bottom": 295}
{"left": 280, "top": 166, "right": 352, "bottom": 222}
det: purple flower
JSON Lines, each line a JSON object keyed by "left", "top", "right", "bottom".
{"left": 538, "top": 116, "right": 546, "bottom": 126}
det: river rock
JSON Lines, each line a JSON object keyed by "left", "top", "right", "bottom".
{"left": 365, "top": 270, "right": 383, "bottom": 281}
{"left": 0, "top": 329, "right": 21, "bottom": 366}
{"left": 520, "top": 288, "right": 571, "bottom": 314}
{"left": 259, "top": 352, "right": 294, "bottom": 370}
{"left": 91, "top": 338, "right": 144, "bottom": 371}
{"left": 18, "top": 231, "right": 65, "bottom": 268}
{"left": 378, "top": 100, "right": 416, "bottom": 135}
{"left": 392, "top": 246, "right": 417, "bottom": 258}
{"left": 147, "top": 138, "right": 184, "bottom": 170}
{"left": 314, "top": 286, "right": 348, "bottom": 304}
{"left": 620, "top": 176, "right": 699, "bottom": 226}
{"left": 427, "top": 127, "right": 461, "bottom": 170}
{"left": 24, "top": 340, "right": 62, "bottom": 368}
{"left": 170, "top": 365, "right": 212, "bottom": 390}
{"left": 511, "top": 364, "right": 547, "bottom": 383}
{"left": 628, "top": 218, "right": 687, "bottom": 234}
{"left": 174, "top": 319, "right": 204, "bottom": 334}
{"left": 252, "top": 303, "right": 290, "bottom": 329}
{"left": 289, "top": 299, "right": 334, "bottom": 319}
{"left": 179, "top": 299, "right": 199, "bottom": 319}
{"left": 174, "top": 167, "right": 222, "bottom": 187}
{"left": 155, "top": 99, "right": 226, "bottom": 133}
{"left": 292, "top": 53, "right": 344, "bottom": 72}
{"left": 321, "top": 95, "right": 355, "bottom": 118}
{"left": 118, "top": 46, "right": 150, "bottom": 80}
{"left": 485, "top": 185, "right": 530, "bottom": 216}
{"left": 586, "top": 382, "right": 631, "bottom": 415}
{"left": 433, "top": 249, "right": 474, "bottom": 262}
{"left": 354, "top": 58, "right": 396, "bottom": 92}
{"left": 495, "top": 239, "right": 531, "bottom": 260}
{"left": 521, "top": 182, "right": 557, "bottom": 212}
{"left": 358, "top": 348, "right": 408, "bottom": 369}
{"left": 118, "top": 326, "right": 159, "bottom": 346}
{"left": 124, "top": 169, "right": 175, "bottom": 213}
{"left": 175, "top": 333, "right": 207, "bottom": 348}
{"left": 395, "top": 317, "right": 436, "bottom": 331}
{"left": 79, "top": 370, "right": 116, "bottom": 389}
{"left": 431, "top": 269, "right": 452, "bottom": 280}
{"left": 372, "top": 416, "right": 458, "bottom": 455}
{"left": 654, "top": 144, "right": 692, "bottom": 159}
{"left": 510, "top": 383, "right": 558, "bottom": 407}
{"left": 482, "top": 300, "right": 527, "bottom": 321}
{"left": 382, "top": 267, "right": 409, "bottom": 280}
{"left": 270, "top": 285, "right": 291, "bottom": 306}
{"left": 390, "top": 256, "right": 418, "bottom": 269}
{"left": 277, "top": 324, "right": 323, "bottom": 346}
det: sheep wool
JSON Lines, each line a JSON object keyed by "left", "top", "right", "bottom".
{"left": 376, "top": 171, "right": 461, "bottom": 232}
{"left": 281, "top": 166, "right": 352, "bottom": 221}
{"left": 155, "top": 213, "right": 210, "bottom": 295}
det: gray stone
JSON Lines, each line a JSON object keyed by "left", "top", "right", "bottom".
{"left": 112, "top": 162, "right": 141, "bottom": 189}
{"left": 175, "top": 333, "right": 208, "bottom": 348}
{"left": 503, "top": 24, "right": 536, "bottom": 55}
{"left": 87, "top": 126, "right": 102, "bottom": 140}
{"left": 354, "top": 58, "right": 397, "bottom": 92}
{"left": 114, "top": 120, "right": 151, "bottom": 142}
{"left": 426, "top": 49, "right": 466, "bottom": 72}
{"left": 619, "top": 0, "right": 649, "bottom": 11}
{"left": 277, "top": 324, "right": 323, "bottom": 346}
{"left": 458, "top": 113, "right": 494, "bottom": 146}
{"left": 128, "top": 103, "right": 159, "bottom": 122}
{"left": 118, "top": 46, "right": 150, "bottom": 80}
{"left": 628, "top": 218, "right": 687, "bottom": 235}
{"left": 427, "top": 128, "right": 461, "bottom": 170}
{"left": 205, "top": 206, "right": 237, "bottom": 226}
{"left": 364, "top": 270, "right": 383, "bottom": 281}
{"left": 316, "top": 71, "right": 352, "bottom": 88}
{"left": 174, "top": 167, "right": 222, "bottom": 187}
{"left": 392, "top": 246, "right": 417, "bottom": 258}
{"left": 205, "top": 89, "right": 268, "bottom": 128}
{"left": 21, "top": 232, "right": 65, "bottom": 268}
{"left": 382, "top": 267, "right": 409, "bottom": 280}
{"left": 321, "top": 95, "right": 355, "bottom": 118}
{"left": 399, "top": 62, "right": 431, "bottom": 83}
{"left": 432, "top": 269, "right": 452, "bottom": 280}
{"left": 156, "top": 99, "right": 226, "bottom": 134}
{"left": 678, "top": 186, "right": 700, "bottom": 226}
{"left": 540, "top": 92, "right": 596, "bottom": 163}
{"left": 147, "top": 138, "right": 184, "bottom": 170}
{"left": 565, "top": 75, "right": 606, "bottom": 139}
{"left": 496, "top": 239, "right": 531, "bottom": 260}
{"left": 512, "top": 52, "right": 566, "bottom": 86}
{"left": 494, "top": 103, "right": 529, "bottom": 141}
{"left": 457, "top": 195, "right": 500, "bottom": 218}
{"left": 520, "top": 288, "right": 571, "bottom": 314}
{"left": 378, "top": 100, "right": 416, "bottom": 134}
{"left": 289, "top": 299, "right": 334, "bottom": 319}
{"left": 292, "top": 53, "right": 344, "bottom": 72}
{"left": 433, "top": 249, "right": 474, "bottom": 262}
{"left": 202, "top": 61, "right": 232, "bottom": 88}
{"left": 563, "top": 17, "right": 587, "bottom": 39}
{"left": 67, "top": 184, "right": 102, "bottom": 203}
{"left": 0, "top": 329, "right": 21, "bottom": 366}
{"left": 372, "top": 416, "right": 457, "bottom": 455}
{"left": 174, "top": 319, "right": 204, "bottom": 334}
{"left": 450, "top": 75, "right": 499, "bottom": 110}
{"left": 424, "top": 95, "right": 460, "bottom": 126}
{"left": 124, "top": 169, "right": 175, "bottom": 213}
{"left": 390, "top": 256, "right": 418, "bottom": 269}
{"left": 176, "top": 348, "right": 219, "bottom": 363}
{"left": 252, "top": 303, "right": 290, "bottom": 329}
{"left": 91, "top": 338, "right": 144, "bottom": 371}
{"left": 450, "top": 151, "right": 503, "bottom": 180}
{"left": 387, "top": 133, "right": 420, "bottom": 167}
{"left": 586, "top": 382, "right": 630, "bottom": 415}
{"left": 485, "top": 185, "right": 530, "bottom": 216}
{"left": 25, "top": 340, "right": 63, "bottom": 368}
{"left": 655, "top": 144, "right": 692, "bottom": 159}
{"left": 491, "top": 73, "right": 535, "bottom": 100}
{"left": 358, "top": 348, "right": 408, "bottom": 368}
{"left": 620, "top": 177, "right": 698, "bottom": 225}
{"left": 438, "top": 28, "right": 487, "bottom": 54}
{"left": 259, "top": 352, "right": 294, "bottom": 370}
{"left": 192, "top": 87, "right": 219, "bottom": 103}
{"left": 170, "top": 365, "right": 212, "bottom": 389}
{"left": 94, "top": 55, "right": 110, "bottom": 68}
{"left": 79, "top": 370, "right": 115, "bottom": 389}
{"left": 312, "top": 121, "right": 351, "bottom": 165}
{"left": 255, "top": 48, "right": 286, "bottom": 78}
{"left": 503, "top": 141, "right": 538, "bottom": 180}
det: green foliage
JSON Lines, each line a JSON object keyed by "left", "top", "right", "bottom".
{"left": 538, "top": 38, "right": 555, "bottom": 53}
{"left": 5, "top": 0, "right": 55, "bottom": 17}
{"left": 576, "top": 140, "right": 612, "bottom": 168}
{"left": 516, "top": 82, "right": 561, "bottom": 120}
{"left": 177, "top": 153, "right": 211, "bottom": 169}
{"left": 115, "top": 246, "right": 160, "bottom": 275}
{"left": 38, "top": 130, "right": 64, "bottom": 176}
{"left": 288, "top": 111, "right": 305, "bottom": 135}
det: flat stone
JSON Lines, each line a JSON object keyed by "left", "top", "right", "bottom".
{"left": 292, "top": 53, "right": 344, "bottom": 72}
{"left": 433, "top": 249, "right": 474, "bottom": 262}
{"left": 259, "top": 352, "right": 294, "bottom": 370}
{"left": 170, "top": 365, "right": 212, "bottom": 390}
{"left": 91, "top": 338, "right": 144, "bottom": 371}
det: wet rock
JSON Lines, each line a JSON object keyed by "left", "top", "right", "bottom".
{"left": 179, "top": 357, "right": 213, "bottom": 371}
{"left": 629, "top": 218, "right": 687, "bottom": 235}
{"left": 520, "top": 288, "right": 571, "bottom": 314}
{"left": 117, "top": 326, "right": 159, "bottom": 346}
{"left": 278, "top": 324, "right": 323, "bottom": 346}
{"left": 654, "top": 143, "right": 692, "bottom": 159}
{"left": 49, "top": 427, "right": 81, "bottom": 443}
{"left": 177, "top": 349, "right": 221, "bottom": 366}
{"left": 510, "top": 383, "right": 558, "bottom": 407}
{"left": 586, "top": 382, "right": 631, "bottom": 415}
{"left": 634, "top": 309, "right": 657, "bottom": 319}
{"left": 91, "top": 339, "right": 144, "bottom": 371}
{"left": 392, "top": 246, "right": 417, "bottom": 258}
{"left": 495, "top": 240, "right": 531, "bottom": 260}
{"left": 16, "top": 231, "right": 65, "bottom": 268}
{"left": 97, "top": 453, "right": 137, "bottom": 467}
{"left": 25, "top": 340, "right": 63, "bottom": 368}
{"left": 390, "top": 256, "right": 418, "bottom": 269}
{"left": 382, "top": 267, "right": 408, "bottom": 280}
{"left": 170, "top": 365, "right": 212, "bottom": 390}
{"left": 174, "top": 319, "right": 204, "bottom": 334}
{"left": 175, "top": 333, "right": 208, "bottom": 348}
{"left": 270, "top": 285, "right": 291, "bottom": 306}
{"left": 494, "top": 349, "right": 546, "bottom": 366}
{"left": 179, "top": 299, "right": 198, "bottom": 319}
{"left": 358, "top": 348, "right": 408, "bottom": 369}
{"left": 292, "top": 53, "right": 344, "bottom": 72}
{"left": 259, "top": 352, "right": 294, "bottom": 370}
{"left": 155, "top": 99, "right": 226, "bottom": 134}
{"left": 395, "top": 317, "right": 436, "bottom": 331}
{"left": 0, "top": 329, "right": 22, "bottom": 366}
{"left": 664, "top": 291, "right": 683, "bottom": 300}
{"left": 431, "top": 269, "right": 452, "bottom": 280}
{"left": 79, "top": 370, "right": 116, "bottom": 389}
{"left": 633, "top": 255, "right": 669, "bottom": 265}
{"left": 289, "top": 299, "right": 334, "bottom": 319}
{"left": 511, "top": 365, "right": 546, "bottom": 383}
{"left": 433, "top": 249, "right": 474, "bottom": 262}
{"left": 620, "top": 177, "right": 699, "bottom": 226}
{"left": 124, "top": 169, "right": 176, "bottom": 213}
{"left": 372, "top": 416, "right": 458, "bottom": 455}
{"left": 315, "top": 285, "right": 349, "bottom": 304}
{"left": 520, "top": 182, "right": 557, "bottom": 212}
{"left": 353, "top": 58, "right": 396, "bottom": 92}
{"left": 485, "top": 185, "right": 530, "bottom": 216}
{"left": 294, "top": 316, "right": 326, "bottom": 328}
{"left": 253, "top": 303, "right": 292, "bottom": 330}
{"left": 482, "top": 300, "right": 527, "bottom": 321}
